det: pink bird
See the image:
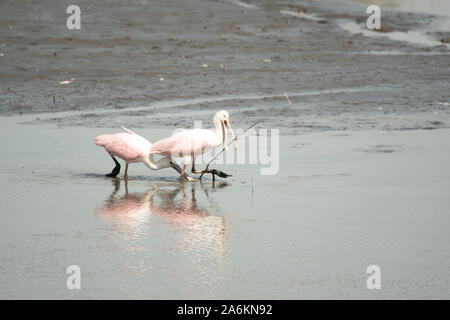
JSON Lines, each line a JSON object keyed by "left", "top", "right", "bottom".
{"left": 150, "top": 110, "right": 238, "bottom": 181}
{"left": 94, "top": 126, "right": 196, "bottom": 181}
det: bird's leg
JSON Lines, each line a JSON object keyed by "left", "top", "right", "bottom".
{"left": 106, "top": 155, "right": 121, "bottom": 178}
{"left": 179, "top": 164, "right": 187, "bottom": 182}
{"left": 169, "top": 159, "right": 197, "bottom": 182}
{"left": 191, "top": 155, "right": 231, "bottom": 181}
{"left": 124, "top": 163, "right": 129, "bottom": 180}
{"left": 190, "top": 155, "right": 197, "bottom": 173}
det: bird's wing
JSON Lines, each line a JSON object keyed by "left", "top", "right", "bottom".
{"left": 96, "top": 133, "right": 145, "bottom": 162}
{"left": 150, "top": 130, "right": 208, "bottom": 157}
{"left": 150, "top": 135, "right": 179, "bottom": 156}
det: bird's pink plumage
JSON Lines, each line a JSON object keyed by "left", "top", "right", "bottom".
{"left": 150, "top": 131, "right": 208, "bottom": 157}
{"left": 94, "top": 133, "right": 143, "bottom": 162}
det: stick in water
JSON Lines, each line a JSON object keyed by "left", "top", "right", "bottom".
{"left": 199, "top": 120, "right": 263, "bottom": 180}
{"left": 284, "top": 91, "right": 292, "bottom": 105}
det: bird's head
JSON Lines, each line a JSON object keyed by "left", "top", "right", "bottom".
{"left": 214, "top": 110, "right": 238, "bottom": 151}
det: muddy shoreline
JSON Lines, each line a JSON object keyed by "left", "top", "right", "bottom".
{"left": 1, "top": 0, "right": 449, "bottom": 133}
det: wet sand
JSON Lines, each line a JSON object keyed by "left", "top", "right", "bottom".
{"left": 1, "top": 0, "right": 450, "bottom": 299}
{"left": 1, "top": 115, "right": 450, "bottom": 299}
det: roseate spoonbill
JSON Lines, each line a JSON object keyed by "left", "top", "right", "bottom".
{"left": 94, "top": 126, "right": 196, "bottom": 181}
{"left": 150, "top": 110, "right": 238, "bottom": 181}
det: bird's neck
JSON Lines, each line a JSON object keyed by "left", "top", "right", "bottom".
{"left": 214, "top": 118, "right": 224, "bottom": 141}
{"left": 143, "top": 154, "right": 170, "bottom": 170}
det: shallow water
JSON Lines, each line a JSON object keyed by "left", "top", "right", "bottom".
{"left": 1, "top": 115, "right": 450, "bottom": 299}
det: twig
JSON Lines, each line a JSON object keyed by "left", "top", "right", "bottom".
{"left": 199, "top": 120, "right": 263, "bottom": 179}
{"left": 284, "top": 91, "right": 292, "bottom": 105}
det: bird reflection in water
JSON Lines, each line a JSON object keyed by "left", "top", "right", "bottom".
{"left": 96, "top": 179, "right": 229, "bottom": 256}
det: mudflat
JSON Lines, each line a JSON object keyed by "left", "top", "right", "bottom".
{"left": 1, "top": 0, "right": 449, "bottom": 132}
